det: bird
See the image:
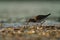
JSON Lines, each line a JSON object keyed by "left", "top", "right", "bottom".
{"left": 27, "top": 13, "right": 51, "bottom": 23}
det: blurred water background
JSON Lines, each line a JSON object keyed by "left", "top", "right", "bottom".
{"left": 0, "top": 1, "right": 60, "bottom": 27}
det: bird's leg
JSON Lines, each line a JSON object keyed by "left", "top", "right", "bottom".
{"left": 41, "top": 20, "right": 45, "bottom": 26}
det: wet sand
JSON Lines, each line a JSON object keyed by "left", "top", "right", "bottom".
{"left": 0, "top": 25, "right": 60, "bottom": 40}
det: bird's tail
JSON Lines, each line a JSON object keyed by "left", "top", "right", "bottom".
{"left": 46, "top": 13, "right": 51, "bottom": 16}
